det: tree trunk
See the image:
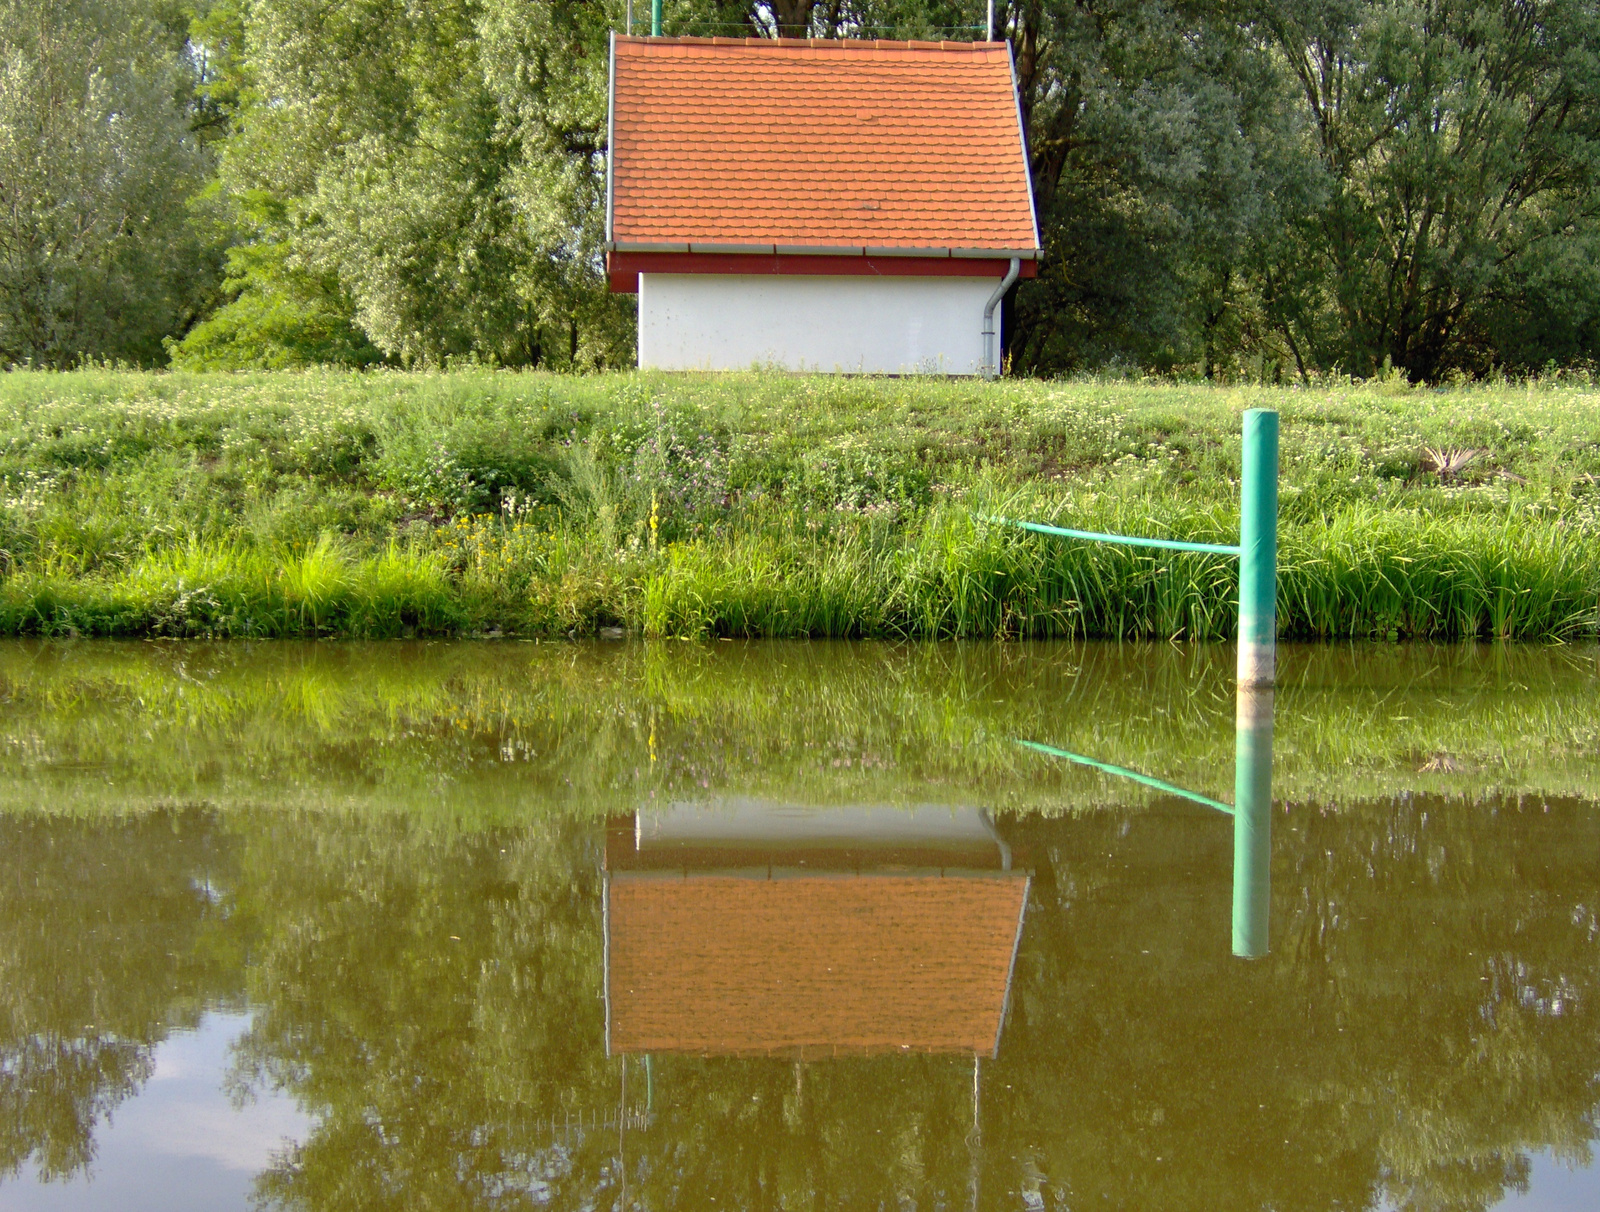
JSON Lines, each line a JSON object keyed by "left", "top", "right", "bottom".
{"left": 769, "top": 0, "right": 815, "bottom": 38}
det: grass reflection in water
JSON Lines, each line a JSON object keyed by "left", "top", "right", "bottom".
{"left": 0, "top": 639, "right": 1596, "bottom": 1210}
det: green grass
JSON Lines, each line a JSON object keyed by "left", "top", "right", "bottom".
{"left": 1, "top": 368, "right": 1598, "bottom": 639}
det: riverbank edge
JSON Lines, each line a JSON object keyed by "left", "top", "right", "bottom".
{"left": 2, "top": 507, "right": 1595, "bottom": 641}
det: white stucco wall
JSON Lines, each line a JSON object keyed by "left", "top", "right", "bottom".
{"left": 637, "top": 273, "right": 996, "bottom": 374}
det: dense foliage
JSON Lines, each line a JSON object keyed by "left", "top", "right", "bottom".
{"left": 2, "top": 1, "right": 1597, "bottom": 377}
{"left": 0, "top": 1, "right": 220, "bottom": 366}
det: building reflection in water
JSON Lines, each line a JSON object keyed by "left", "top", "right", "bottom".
{"left": 604, "top": 802, "right": 1028, "bottom": 1060}
{"left": 602, "top": 802, "right": 1028, "bottom": 1207}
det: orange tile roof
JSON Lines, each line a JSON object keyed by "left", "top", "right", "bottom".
{"left": 608, "top": 37, "right": 1039, "bottom": 252}
{"left": 606, "top": 872, "right": 1029, "bottom": 1057}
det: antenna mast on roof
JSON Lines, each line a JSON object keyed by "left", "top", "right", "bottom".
{"left": 986, "top": 0, "right": 994, "bottom": 40}
{"left": 652, "top": 0, "right": 661, "bottom": 37}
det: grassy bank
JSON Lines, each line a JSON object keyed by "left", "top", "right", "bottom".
{"left": 2, "top": 369, "right": 1598, "bottom": 639}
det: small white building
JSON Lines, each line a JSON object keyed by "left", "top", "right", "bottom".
{"left": 605, "top": 35, "right": 1041, "bottom": 375}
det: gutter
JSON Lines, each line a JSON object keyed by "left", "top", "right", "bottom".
{"left": 982, "top": 257, "right": 1021, "bottom": 379}
{"left": 603, "top": 241, "right": 1040, "bottom": 259}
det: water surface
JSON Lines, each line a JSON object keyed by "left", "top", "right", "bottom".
{"left": 1, "top": 640, "right": 1597, "bottom": 1210}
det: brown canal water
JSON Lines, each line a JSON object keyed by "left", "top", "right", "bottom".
{"left": 0, "top": 639, "right": 1597, "bottom": 1212}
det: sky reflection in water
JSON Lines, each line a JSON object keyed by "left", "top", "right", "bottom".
{"left": 5, "top": 1014, "right": 308, "bottom": 1212}
{"left": 0, "top": 639, "right": 1596, "bottom": 1211}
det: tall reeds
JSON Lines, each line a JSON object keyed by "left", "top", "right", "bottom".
{"left": 0, "top": 538, "right": 461, "bottom": 638}
{"left": 1, "top": 503, "right": 1594, "bottom": 640}
{"left": 633, "top": 504, "right": 1598, "bottom": 641}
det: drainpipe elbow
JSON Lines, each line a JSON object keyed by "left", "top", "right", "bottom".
{"left": 981, "top": 257, "right": 1021, "bottom": 380}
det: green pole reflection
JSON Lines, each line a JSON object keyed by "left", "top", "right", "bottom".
{"left": 1232, "top": 686, "right": 1273, "bottom": 958}
{"left": 1018, "top": 684, "right": 1275, "bottom": 957}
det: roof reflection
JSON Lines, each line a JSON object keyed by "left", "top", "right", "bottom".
{"left": 604, "top": 802, "right": 1029, "bottom": 1059}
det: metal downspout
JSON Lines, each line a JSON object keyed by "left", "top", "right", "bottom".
{"left": 982, "top": 257, "right": 1020, "bottom": 379}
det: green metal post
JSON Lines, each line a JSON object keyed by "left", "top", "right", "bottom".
{"left": 1232, "top": 685, "right": 1272, "bottom": 957}
{"left": 652, "top": 0, "right": 661, "bottom": 36}
{"left": 1237, "top": 409, "right": 1279, "bottom": 687}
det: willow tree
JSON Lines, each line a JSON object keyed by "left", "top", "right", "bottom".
{"left": 174, "top": 0, "right": 631, "bottom": 370}
{"left": 0, "top": 0, "right": 217, "bottom": 366}
{"left": 1261, "top": 0, "right": 1600, "bottom": 379}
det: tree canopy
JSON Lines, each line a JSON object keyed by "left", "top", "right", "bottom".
{"left": 1, "top": 0, "right": 1598, "bottom": 378}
